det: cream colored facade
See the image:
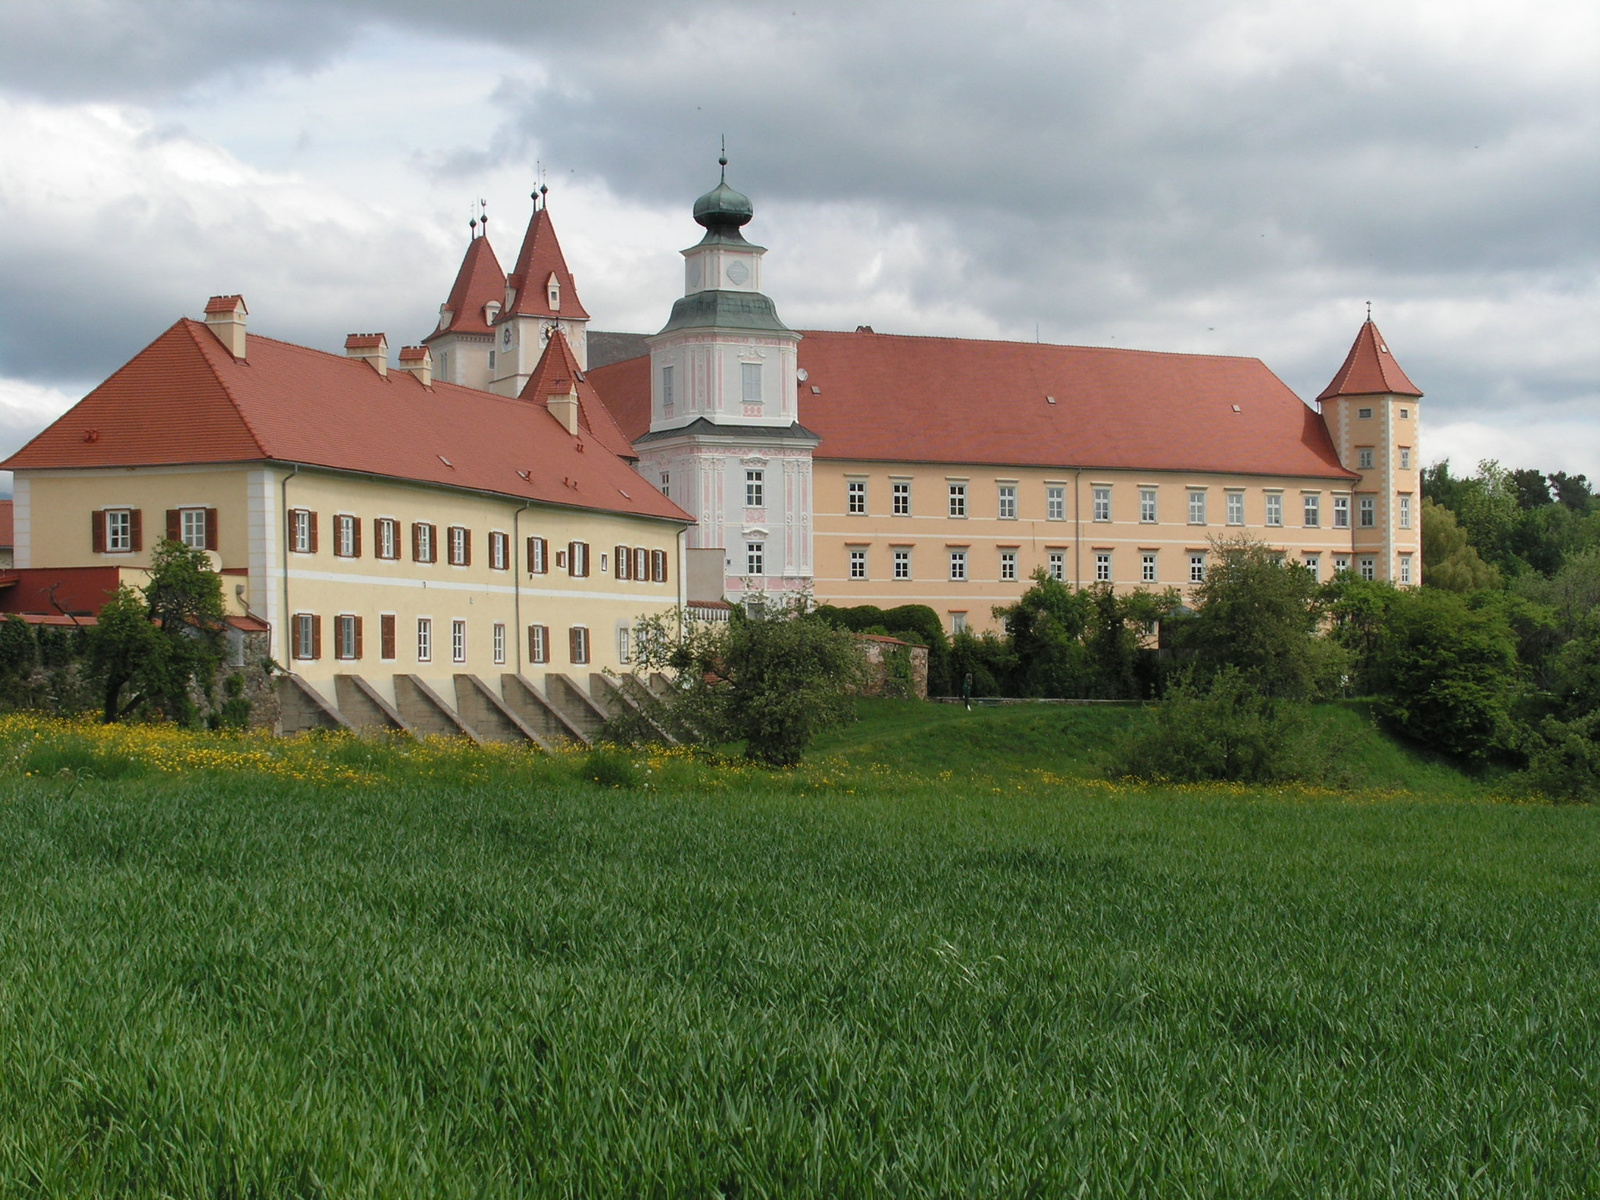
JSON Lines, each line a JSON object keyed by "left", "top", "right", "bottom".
{"left": 812, "top": 460, "right": 1376, "bottom": 632}
{"left": 15, "top": 463, "right": 686, "bottom": 712}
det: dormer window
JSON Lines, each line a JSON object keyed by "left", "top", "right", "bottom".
{"left": 484, "top": 300, "right": 501, "bottom": 325}
{"left": 546, "top": 273, "right": 560, "bottom": 311}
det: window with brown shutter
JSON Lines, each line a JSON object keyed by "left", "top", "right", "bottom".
{"left": 413, "top": 522, "right": 436, "bottom": 563}
{"left": 635, "top": 547, "right": 649, "bottom": 582}
{"left": 528, "top": 624, "right": 548, "bottom": 664}
{"left": 614, "top": 545, "right": 629, "bottom": 580}
{"left": 354, "top": 616, "right": 363, "bottom": 660}
{"left": 569, "top": 626, "right": 589, "bottom": 664}
{"left": 350, "top": 515, "right": 360, "bottom": 558}
{"left": 311, "top": 614, "right": 322, "bottom": 660}
{"left": 307, "top": 511, "right": 318, "bottom": 553}
{"left": 129, "top": 509, "right": 143, "bottom": 552}
{"left": 205, "top": 508, "right": 218, "bottom": 551}
{"left": 568, "top": 541, "right": 589, "bottom": 577}
{"left": 91, "top": 511, "right": 106, "bottom": 553}
{"left": 447, "top": 526, "right": 470, "bottom": 567}
{"left": 526, "top": 536, "right": 547, "bottom": 575}
{"left": 380, "top": 614, "right": 396, "bottom": 660}
{"left": 167, "top": 509, "right": 180, "bottom": 542}
{"left": 652, "top": 549, "right": 668, "bottom": 583}
{"left": 489, "top": 532, "right": 508, "bottom": 571}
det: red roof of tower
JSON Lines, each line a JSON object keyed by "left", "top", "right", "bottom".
{"left": 1, "top": 317, "right": 686, "bottom": 524}
{"left": 422, "top": 233, "right": 506, "bottom": 343}
{"left": 519, "top": 330, "right": 638, "bottom": 461}
{"left": 1316, "top": 319, "right": 1421, "bottom": 401}
{"left": 504, "top": 206, "right": 589, "bottom": 320}
{"left": 589, "top": 330, "right": 1356, "bottom": 480}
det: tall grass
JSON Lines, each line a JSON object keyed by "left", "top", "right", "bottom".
{"left": 0, "top": 713, "right": 1592, "bottom": 1195}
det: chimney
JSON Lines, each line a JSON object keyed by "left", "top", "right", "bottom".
{"left": 547, "top": 381, "right": 580, "bottom": 435}
{"left": 204, "top": 294, "right": 248, "bottom": 358}
{"left": 344, "top": 333, "right": 388, "bottom": 377}
{"left": 398, "top": 345, "right": 432, "bottom": 387}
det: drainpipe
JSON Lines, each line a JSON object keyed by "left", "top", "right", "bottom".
{"left": 280, "top": 464, "right": 299, "bottom": 667}
{"left": 1073, "top": 468, "right": 1082, "bottom": 588}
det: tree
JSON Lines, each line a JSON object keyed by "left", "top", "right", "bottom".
{"left": 1421, "top": 498, "right": 1500, "bottom": 591}
{"left": 1185, "top": 536, "right": 1336, "bottom": 700}
{"left": 87, "top": 539, "right": 228, "bottom": 724}
{"left": 1368, "top": 588, "right": 1522, "bottom": 763}
{"left": 1548, "top": 471, "right": 1594, "bottom": 512}
{"left": 1510, "top": 468, "right": 1552, "bottom": 510}
{"left": 998, "top": 571, "right": 1093, "bottom": 697}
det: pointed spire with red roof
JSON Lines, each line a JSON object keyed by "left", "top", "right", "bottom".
{"left": 504, "top": 200, "right": 589, "bottom": 320}
{"left": 1317, "top": 317, "right": 1422, "bottom": 401}
{"left": 424, "top": 230, "right": 506, "bottom": 343}
{"left": 520, "top": 329, "right": 636, "bottom": 460}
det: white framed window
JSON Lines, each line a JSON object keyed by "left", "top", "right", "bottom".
{"left": 1139, "top": 488, "right": 1157, "bottom": 524}
{"left": 567, "top": 540, "right": 590, "bottom": 577}
{"left": 949, "top": 549, "right": 967, "bottom": 580}
{"left": 547, "top": 276, "right": 560, "bottom": 310}
{"left": 1357, "top": 447, "right": 1375, "bottom": 470}
{"left": 848, "top": 479, "right": 867, "bottom": 514}
{"left": 293, "top": 613, "right": 318, "bottom": 661}
{"left": 489, "top": 531, "right": 509, "bottom": 571}
{"left": 1333, "top": 496, "right": 1350, "bottom": 528}
{"left": 1092, "top": 487, "right": 1111, "bottom": 522}
{"left": 1399, "top": 554, "right": 1413, "bottom": 585}
{"left": 492, "top": 622, "right": 506, "bottom": 665}
{"left": 1400, "top": 447, "right": 1411, "bottom": 470}
{"left": 893, "top": 548, "right": 911, "bottom": 579}
{"left": 1141, "top": 552, "right": 1157, "bottom": 583}
{"left": 1264, "top": 493, "right": 1282, "bottom": 527}
{"left": 746, "top": 541, "right": 764, "bottom": 576}
{"left": 451, "top": 619, "right": 467, "bottom": 664}
{"left": 528, "top": 624, "right": 548, "bottom": 665}
{"left": 1221, "top": 491, "right": 1242, "bottom": 526}
{"left": 416, "top": 617, "right": 432, "bottom": 663}
{"left": 741, "top": 362, "right": 763, "bottom": 405}
{"left": 1399, "top": 495, "right": 1412, "bottom": 529}
{"left": 376, "top": 518, "right": 398, "bottom": 560}
{"left": 892, "top": 481, "right": 911, "bottom": 516}
{"left": 449, "top": 526, "right": 469, "bottom": 566}
{"left": 616, "top": 624, "right": 630, "bottom": 665}
{"left": 1047, "top": 485, "right": 1066, "bottom": 521}
{"left": 1048, "top": 551, "right": 1065, "bottom": 582}
{"left": 1189, "top": 491, "right": 1208, "bottom": 525}
{"left": 849, "top": 548, "right": 867, "bottom": 579}
{"left": 948, "top": 483, "right": 967, "bottom": 518}
{"left": 1399, "top": 408, "right": 1410, "bottom": 420}
{"left": 180, "top": 508, "right": 208, "bottom": 550}
{"left": 745, "top": 470, "right": 764, "bottom": 508}
{"left": 105, "top": 508, "right": 133, "bottom": 553}
{"left": 335, "top": 614, "right": 360, "bottom": 660}
{"left": 289, "top": 509, "right": 314, "bottom": 554}
{"left": 414, "top": 522, "right": 435, "bottom": 563}
{"left": 1303, "top": 495, "right": 1321, "bottom": 527}
{"left": 1095, "top": 552, "right": 1111, "bottom": 582}
{"left": 335, "top": 513, "right": 358, "bottom": 558}
{"left": 569, "top": 626, "right": 590, "bottom": 665}
{"left": 1334, "top": 555, "right": 1350, "bottom": 574}
{"left": 660, "top": 471, "right": 670, "bottom": 499}
{"left": 1000, "top": 549, "right": 1017, "bottom": 581}
{"left": 1359, "top": 556, "right": 1376, "bottom": 581}
{"left": 1358, "top": 406, "right": 1373, "bottom": 419}
{"left": 661, "top": 365, "right": 674, "bottom": 410}
{"left": 950, "top": 612, "right": 967, "bottom": 634}
{"left": 997, "top": 484, "right": 1017, "bottom": 520}
{"left": 1303, "top": 554, "right": 1320, "bottom": 580}
{"left": 1190, "top": 553, "right": 1207, "bottom": 584}
{"left": 1359, "top": 497, "right": 1376, "bottom": 527}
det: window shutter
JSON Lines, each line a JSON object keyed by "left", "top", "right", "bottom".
{"left": 529, "top": 625, "right": 539, "bottom": 662}
{"left": 381, "top": 614, "right": 395, "bottom": 659}
{"left": 311, "top": 615, "right": 322, "bottom": 660}
{"left": 526, "top": 537, "right": 537, "bottom": 574}
{"left": 91, "top": 511, "right": 106, "bottom": 553}
{"left": 354, "top": 616, "right": 364, "bottom": 660}
{"left": 205, "top": 508, "right": 219, "bottom": 551}
{"left": 129, "top": 509, "right": 142, "bottom": 552}
{"left": 412, "top": 523, "right": 422, "bottom": 561}
{"left": 614, "top": 545, "right": 628, "bottom": 580}
{"left": 653, "top": 549, "right": 667, "bottom": 583}
{"left": 568, "top": 627, "right": 579, "bottom": 662}
{"left": 308, "top": 512, "right": 319, "bottom": 554}
{"left": 462, "top": 529, "right": 471, "bottom": 567}
{"left": 351, "top": 517, "right": 362, "bottom": 558}
{"left": 579, "top": 542, "right": 589, "bottom": 577}
{"left": 166, "top": 509, "right": 180, "bottom": 542}
{"left": 637, "top": 547, "right": 649, "bottom": 582}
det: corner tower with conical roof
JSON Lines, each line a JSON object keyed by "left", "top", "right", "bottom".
{"left": 422, "top": 216, "right": 506, "bottom": 390}
{"left": 636, "top": 156, "right": 816, "bottom": 607}
{"left": 1317, "top": 315, "right": 1423, "bottom": 585}
{"left": 489, "top": 187, "right": 591, "bottom": 396}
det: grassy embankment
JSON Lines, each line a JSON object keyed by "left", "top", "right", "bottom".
{"left": 0, "top": 705, "right": 1594, "bottom": 1196}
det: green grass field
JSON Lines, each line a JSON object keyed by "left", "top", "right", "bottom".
{"left": 0, "top": 706, "right": 1595, "bottom": 1196}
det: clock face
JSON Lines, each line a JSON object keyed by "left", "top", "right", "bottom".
{"left": 726, "top": 260, "right": 749, "bottom": 285}
{"left": 502, "top": 326, "right": 512, "bottom": 347}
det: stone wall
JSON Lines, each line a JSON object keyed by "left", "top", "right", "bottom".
{"left": 854, "top": 635, "right": 928, "bottom": 699}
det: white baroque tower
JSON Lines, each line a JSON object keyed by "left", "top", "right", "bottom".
{"left": 634, "top": 157, "right": 817, "bottom": 606}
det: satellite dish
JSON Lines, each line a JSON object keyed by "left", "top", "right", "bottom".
{"left": 796, "top": 368, "right": 809, "bottom": 382}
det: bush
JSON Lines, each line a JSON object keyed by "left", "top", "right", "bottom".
{"left": 1525, "top": 712, "right": 1600, "bottom": 803}
{"left": 580, "top": 747, "right": 640, "bottom": 789}
{"left": 1107, "top": 669, "right": 1321, "bottom": 784}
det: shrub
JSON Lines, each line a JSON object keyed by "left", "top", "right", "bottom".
{"left": 581, "top": 747, "right": 640, "bottom": 789}
{"left": 1108, "top": 668, "right": 1321, "bottom": 784}
{"left": 1525, "top": 713, "right": 1600, "bottom": 803}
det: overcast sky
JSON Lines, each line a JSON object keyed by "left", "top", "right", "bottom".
{"left": 1, "top": 0, "right": 1595, "bottom": 484}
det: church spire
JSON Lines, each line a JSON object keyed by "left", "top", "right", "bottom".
{"left": 1318, "top": 315, "right": 1422, "bottom": 401}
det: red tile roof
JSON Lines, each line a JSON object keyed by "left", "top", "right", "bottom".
{"left": 519, "top": 330, "right": 638, "bottom": 461}
{"left": 1, "top": 318, "right": 688, "bottom": 524}
{"left": 423, "top": 233, "right": 505, "bottom": 343}
{"left": 1317, "top": 319, "right": 1422, "bottom": 400}
{"left": 0, "top": 500, "right": 12, "bottom": 548}
{"left": 504, "top": 206, "right": 589, "bottom": 320}
{"left": 590, "top": 330, "right": 1356, "bottom": 479}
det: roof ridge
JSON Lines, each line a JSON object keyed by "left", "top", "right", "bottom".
{"left": 180, "top": 319, "right": 270, "bottom": 458}
{"left": 797, "top": 328, "right": 1265, "bottom": 362}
